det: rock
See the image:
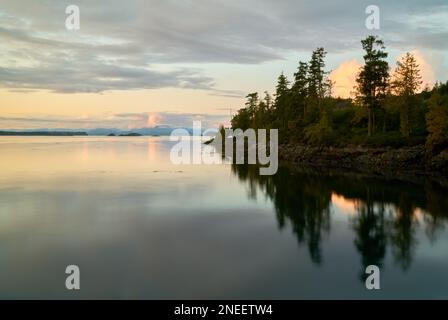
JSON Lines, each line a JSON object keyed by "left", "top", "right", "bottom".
{"left": 279, "top": 144, "right": 446, "bottom": 177}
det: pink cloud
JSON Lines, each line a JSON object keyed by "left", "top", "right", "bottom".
{"left": 329, "top": 59, "right": 362, "bottom": 99}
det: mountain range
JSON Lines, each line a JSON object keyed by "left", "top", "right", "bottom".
{"left": 0, "top": 126, "right": 198, "bottom": 136}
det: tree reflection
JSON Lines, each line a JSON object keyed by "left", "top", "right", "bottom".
{"left": 231, "top": 164, "right": 448, "bottom": 278}
{"left": 231, "top": 165, "right": 331, "bottom": 264}
{"left": 352, "top": 190, "right": 387, "bottom": 281}
{"left": 390, "top": 193, "right": 417, "bottom": 271}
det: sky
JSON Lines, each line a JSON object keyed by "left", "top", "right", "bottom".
{"left": 0, "top": 0, "right": 447, "bottom": 129}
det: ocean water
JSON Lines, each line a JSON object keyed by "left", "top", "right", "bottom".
{"left": 0, "top": 136, "right": 447, "bottom": 299}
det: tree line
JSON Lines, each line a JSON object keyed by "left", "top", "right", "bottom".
{"left": 230, "top": 36, "right": 448, "bottom": 154}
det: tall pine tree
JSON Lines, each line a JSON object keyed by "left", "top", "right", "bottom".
{"left": 355, "top": 36, "right": 390, "bottom": 137}
{"left": 392, "top": 52, "right": 423, "bottom": 137}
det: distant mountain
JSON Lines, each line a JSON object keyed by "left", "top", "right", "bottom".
{"left": 0, "top": 126, "right": 209, "bottom": 136}
{"left": 86, "top": 128, "right": 121, "bottom": 136}
{"left": 0, "top": 127, "right": 177, "bottom": 136}
{"left": 118, "top": 132, "right": 142, "bottom": 137}
{"left": 0, "top": 131, "right": 87, "bottom": 136}
{"left": 86, "top": 126, "right": 198, "bottom": 136}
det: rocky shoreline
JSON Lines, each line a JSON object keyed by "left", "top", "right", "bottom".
{"left": 279, "top": 144, "right": 448, "bottom": 179}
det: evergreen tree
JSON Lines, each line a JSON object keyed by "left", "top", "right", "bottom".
{"left": 231, "top": 107, "right": 251, "bottom": 130}
{"left": 261, "top": 91, "right": 274, "bottom": 128}
{"left": 308, "top": 48, "right": 327, "bottom": 101}
{"left": 245, "top": 93, "right": 259, "bottom": 117}
{"left": 263, "top": 91, "right": 273, "bottom": 110}
{"left": 306, "top": 48, "right": 332, "bottom": 140}
{"left": 355, "top": 36, "right": 390, "bottom": 137}
{"left": 392, "top": 52, "right": 423, "bottom": 137}
{"left": 229, "top": 37, "right": 448, "bottom": 149}
{"left": 291, "top": 61, "right": 309, "bottom": 120}
{"left": 275, "top": 73, "right": 290, "bottom": 101}
{"left": 274, "top": 72, "right": 290, "bottom": 130}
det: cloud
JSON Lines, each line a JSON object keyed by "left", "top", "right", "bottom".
{"left": 114, "top": 112, "right": 229, "bottom": 128}
{"left": 330, "top": 51, "right": 440, "bottom": 99}
{"left": 208, "top": 89, "right": 246, "bottom": 98}
{"left": 329, "top": 59, "right": 362, "bottom": 98}
{"left": 0, "top": 62, "right": 215, "bottom": 93}
{"left": 0, "top": 0, "right": 447, "bottom": 93}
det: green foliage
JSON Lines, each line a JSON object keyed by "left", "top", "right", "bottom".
{"left": 303, "top": 116, "right": 334, "bottom": 145}
{"left": 229, "top": 37, "right": 447, "bottom": 152}
{"left": 426, "top": 89, "right": 448, "bottom": 153}
{"left": 392, "top": 52, "right": 423, "bottom": 138}
{"left": 298, "top": 97, "right": 335, "bottom": 146}
{"left": 291, "top": 61, "right": 309, "bottom": 121}
{"left": 231, "top": 107, "right": 251, "bottom": 131}
{"left": 308, "top": 48, "right": 328, "bottom": 99}
{"left": 355, "top": 36, "right": 390, "bottom": 137}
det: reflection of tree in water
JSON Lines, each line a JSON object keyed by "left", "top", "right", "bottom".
{"left": 424, "top": 182, "right": 448, "bottom": 242}
{"left": 231, "top": 164, "right": 448, "bottom": 277}
{"left": 352, "top": 190, "right": 387, "bottom": 281}
{"left": 389, "top": 193, "right": 417, "bottom": 271}
{"left": 231, "top": 164, "right": 331, "bottom": 264}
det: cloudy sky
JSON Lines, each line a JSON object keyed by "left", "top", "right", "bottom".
{"left": 0, "top": 0, "right": 447, "bottom": 129}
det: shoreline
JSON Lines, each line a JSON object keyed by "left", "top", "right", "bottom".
{"left": 278, "top": 144, "right": 448, "bottom": 182}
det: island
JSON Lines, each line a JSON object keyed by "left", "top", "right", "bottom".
{"left": 118, "top": 133, "right": 142, "bottom": 137}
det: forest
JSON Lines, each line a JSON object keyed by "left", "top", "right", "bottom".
{"left": 230, "top": 36, "right": 448, "bottom": 155}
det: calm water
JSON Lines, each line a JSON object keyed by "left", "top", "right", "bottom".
{"left": 0, "top": 136, "right": 447, "bottom": 299}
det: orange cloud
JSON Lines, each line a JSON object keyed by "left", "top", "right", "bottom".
{"left": 329, "top": 59, "right": 362, "bottom": 99}
{"left": 331, "top": 193, "right": 357, "bottom": 216}
{"left": 146, "top": 113, "right": 161, "bottom": 127}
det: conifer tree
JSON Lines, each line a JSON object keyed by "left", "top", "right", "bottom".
{"left": 392, "top": 52, "right": 422, "bottom": 137}
{"left": 355, "top": 36, "right": 390, "bottom": 137}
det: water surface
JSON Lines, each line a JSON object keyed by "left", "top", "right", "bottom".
{"left": 0, "top": 136, "right": 447, "bottom": 299}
